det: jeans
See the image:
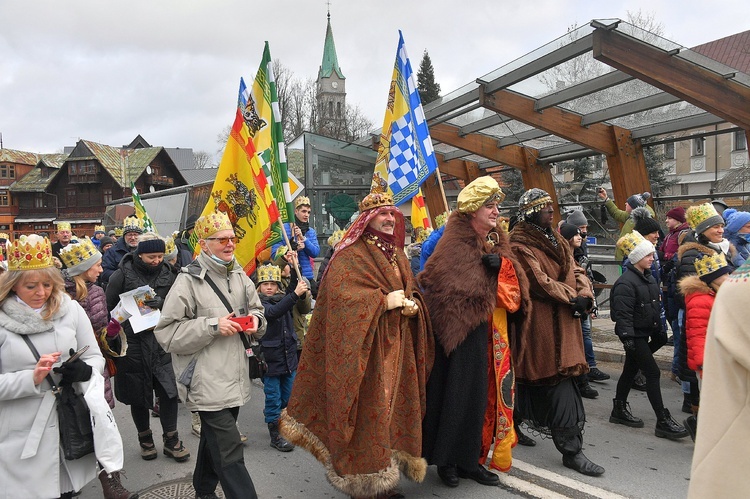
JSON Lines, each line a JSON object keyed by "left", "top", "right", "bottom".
{"left": 581, "top": 315, "right": 596, "bottom": 368}
{"left": 263, "top": 371, "right": 296, "bottom": 424}
{"left": 671, "top": 310, "right": 684, "bottom": 377}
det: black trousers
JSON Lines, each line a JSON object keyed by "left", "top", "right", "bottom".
{"left": 130, "top": 375, "right": 178, "bottom": 434}
{"left": 615, "top": 337, "right": 665, "bottom": 416}
{"left": 193, "top": 407, "right": 257, "bottom": 499}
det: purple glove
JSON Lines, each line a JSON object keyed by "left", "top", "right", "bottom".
{"left": 106, "top": 318, "right": 122, "bottom": 338}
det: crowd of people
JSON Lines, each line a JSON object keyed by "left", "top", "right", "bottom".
{"left": 1, "top": 184, "right": 748, "bottom": 499}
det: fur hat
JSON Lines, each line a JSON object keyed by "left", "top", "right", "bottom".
{"left": 457, "top": 177, "right": 504, "bottom": 213}
{"left": 617, "top": 231, "right": 655, "bottom": 265}
{"left": 723, "top": 209, "right": 750, "bottom": 235}
{"left": 694, "top": 252, "right": 731, "bottom": 284}
{"left": 687, "top": 203, "right": 724, "bottom": 235}
{"left": 566, "top": 210, "right": 588, "bottom": 227}
{"left": 632, "top": 207, "right": 660, "bottom": 236}
{"left": 626, "top": 191, "right": 651, "bottom": 209}
{"left": 666, "top": 206, "right": 686, "bottom": 224}
{"left": 559, "top": 223, "right": 580, "bottom": 241}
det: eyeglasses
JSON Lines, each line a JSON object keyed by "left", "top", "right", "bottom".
{"left": 206, "top": 236, "right": 239, "bottom": 245}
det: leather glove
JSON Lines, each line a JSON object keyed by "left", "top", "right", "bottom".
{"left": 386, "top": 290, "right": 406, "bottom": 310}
{"left": 106, "top": 318, "right": 122, "bottom": 338}
{"left": 144, "top": 295, "right": 164, "bottom": 310}
{"left": 53, "top": 348, "right": 93, "bottom": 385}
{"left": 481, "top": 254, "right": 502, "bottom": 271}
{"left": 621, "top": 338, "right": 636, "bottom": 353}
{"left": 570, "top": 296, "right": 592, "bottom": 317}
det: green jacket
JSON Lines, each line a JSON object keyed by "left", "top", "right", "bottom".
{"left": 604, "top": 199, "right": 655, "bottom": 261}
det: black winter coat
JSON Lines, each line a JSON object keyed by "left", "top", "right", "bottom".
{"left": 101, "top": 237, "right": 133, "bottom": 286}
{"left": 259, "top": 274, "right": 300, "bottom": 377}
{"left": 611, "top": 262, "right": 664, "bottom": 340}
{"left": 106, "top": 253, "right": 178, "bottom": 407}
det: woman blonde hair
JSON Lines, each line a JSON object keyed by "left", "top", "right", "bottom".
{"left": 0, "top": 267, "right": 66, "bottom": 320}
{"left": 71, "top": 274, "right": 90, "bottom": 302}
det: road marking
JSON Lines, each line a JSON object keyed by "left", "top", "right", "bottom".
{"left": 512, "top": 459, "right": 630, "bottom": 499}
{"left": 496, "top": 473, "right": 571, "bottom": 499}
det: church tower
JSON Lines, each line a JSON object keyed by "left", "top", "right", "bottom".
{"left": 316, "top": 9, "right": 346, "bottom": 137}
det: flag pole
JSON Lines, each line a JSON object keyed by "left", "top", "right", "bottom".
{"left": 276, "top": 219, "right": 303, "bottom": 281}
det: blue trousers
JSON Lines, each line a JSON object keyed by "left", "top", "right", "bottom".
{"left": 671, "top": 310, "right": 683, "bottom": 377}
{"left": 581, "top": 315, "right": 596, "bottom": 368}
{"left": 263, "top": 371, "right": 296, "bottom": 424}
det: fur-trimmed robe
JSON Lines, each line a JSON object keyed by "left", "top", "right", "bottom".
{"left": 280, "top": 236, "right": 433, "bottom": 498}
{"left": 509, "top": 221, "right": 591, "bottom": 385}
{"left": 418, "top": 212, "right": 530, "bottom": 470}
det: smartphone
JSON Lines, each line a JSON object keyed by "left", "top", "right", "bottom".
{"left": 65, "top": 345, "right": 90, "bottom": 364}
{"left": 230, "top": 315, "right": 257, "bottom": 331}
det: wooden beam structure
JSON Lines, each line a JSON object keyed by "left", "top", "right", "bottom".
{"left": 606, "top": 127, "right": 652, "bottom": 211}
{"left": 420, "top": 168, "right": 449, "bottom": 226}
{"left": 592, "top": 28, "right": 750, "bottom": 130}
{"left": 430, "top": 123, "right": 529, "bottom": 169}
{"left": 436, "top": 153, "right": 483, "bottom": 182}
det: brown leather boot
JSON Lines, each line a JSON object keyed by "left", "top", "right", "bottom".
{"left": 163, "top": 430, "right": 190, "bottom": 462}
{"left": 98, "top": 469, "right": 139, "bottom": 499}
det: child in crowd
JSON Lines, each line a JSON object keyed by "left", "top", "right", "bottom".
{"left": 255, "top": 257, "right": 309, "bottom": 452}
{"left": 610, "top": 231, "right": 688, "bottom": 440}
{"left": 677, "top": 252, "right": 731, "bottom": 441}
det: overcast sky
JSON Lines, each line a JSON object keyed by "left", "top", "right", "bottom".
{"left": 1, "top": 0, "right": 747, "bottom": 161}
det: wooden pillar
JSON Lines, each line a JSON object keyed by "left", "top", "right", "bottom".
{"left": 421, "top": 168, "right": 449, "bottom": 227}
{"left": 519, "top": 148, "right": 561, "bottom": 225}
{"left": 606, "top": 127, "right": 652, "bottom": 211}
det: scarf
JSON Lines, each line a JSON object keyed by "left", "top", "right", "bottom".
{"left": 294, "top": 216, "right": 310, "bottom": 235}
{"left": 134, "top": 255, "right": 164, "bottom": 276}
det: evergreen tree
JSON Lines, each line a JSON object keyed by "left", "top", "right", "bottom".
{"left": 642, "top": 139, "right": 678, "bottom": 196}
{"left": 417, "top": 50, "right": 441, "bottom": 105}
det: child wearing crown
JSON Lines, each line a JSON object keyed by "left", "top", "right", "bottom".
{"left": 255, "top": 256, "right": 309, "bottom": 452}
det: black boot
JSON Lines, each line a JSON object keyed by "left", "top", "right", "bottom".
{"left": 268, "top": 421, "right": 294, "bottom": 452}
{"left": 655, "top": 409, "right": 689, "bottom": 439}
{"left": 681, "top": 393, "right": 693, "bottom": 414}
{"left": 683, "top": 415, "right": 697, "bottom": 442}
{"left": 576, "top": 374, "right": 598, "bottom": 399}
{"left": 609, "top": 399, "right": 644, "bottom": 428}
{"left": 437, "top": 464, "right": 459, "bottom": 488}
{"left": 457, "top": 464, "right": 500, "bottom": 486}
{"left": 562, "top": 452, "right": 605, "bottom": 476}
{"left": 515, "top": 423, "right": 536, "bottom": 447}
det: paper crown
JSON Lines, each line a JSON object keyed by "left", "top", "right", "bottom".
{"left": 56, "top": 222, "right": 71, "bottom": 231}
{"left": 359, "top": 192, "right": 394, "bottom": 212}
{"left": 8, "top": 235, "right": 54, "bottom": 271}
{"left": 327, "top": 229, "right": 346, "bottom": 248}
{"left": 59, "top": 238, "right": 101, "bottom": 276}
{"left": 0, "top": 232, "right": 9, "bottom": 241}
{"left": 194, "top": 211, "right": 233, "bottom": 240}
{"left": 294, "top": 196, "right": 311, "bottom": 209}
{"left": 616, "top": 230, "right": 647, "bottom": 257}
{"left": 415, "top": 227, "right": 433, "bottom": 243}
{"left": 164, "top": 237, "right": 177, "bottom": 258}
{"left": 256, "top": 263, "right": 281, "bottom": 284}
{"left": 694, "top": 252, "right": 730, "bottom": 281}
{"left": 122, "top": 216, "right": 144, "bottom": 234}
{"left": 686, "top": 203, "right": 724, "bottom": 234}
{"left": 94, "top": 225, "right": 106, "bottom": 233}
{"left": 519, "top": 188, "right": 553, "bottom": 217}
{"left": 114, "top": 227, "right": 124, "bottom": 236}
{"left": 434, "top": 212, "right": 449, "bottom": 229}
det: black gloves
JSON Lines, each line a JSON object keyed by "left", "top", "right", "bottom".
{"left": 622, "top": 338, "right": 636, "bottom": 353}
{"left": 144, "top": 296, "right": 164, "bottom": 310}
{"left": 481, "top": 254, "right": 502, "bottom": 271}
{"left": 570, "top": 296, "right": 593, "bottom": 317}
{"left": 53, "top": 348, "right": 93, "bottom": 385}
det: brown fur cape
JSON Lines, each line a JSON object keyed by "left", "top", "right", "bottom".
{"left": 417, "top": 211, "right": 530, "bottom": 355}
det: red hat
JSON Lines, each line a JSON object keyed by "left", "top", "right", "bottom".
{"left": 666, "top": 206, "right": 686, "bottom": 224}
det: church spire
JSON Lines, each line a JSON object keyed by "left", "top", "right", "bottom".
{"left": 319, "top": 9, "right": 345, "bottom": 80}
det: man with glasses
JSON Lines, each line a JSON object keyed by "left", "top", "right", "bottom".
{"left": 156, "top": 211, "right": 266, "bottom": 499}
{"left": 51, "top": 221, "right": 74, "bottom": 268}
{"left": 101, "top": 216, "right": 144, "bottom": 287}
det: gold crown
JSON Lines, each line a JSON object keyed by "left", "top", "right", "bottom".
{"left": 327, "top": 229, "right": 346, "bottom": 248}
{"left": 616, "top": 230, "right": 647, "bottom": 257}
{"left": 164, "top": 237, "right": 177, "bottom": 257}
{"left": 122, "top": 216, "right": 145, "bottom": 233}
{"left": 694, "top": 252, "right": 729, "bottom": 278}
{"left": 8, "top": 235, "right": 54, "bottom": 271}
{"left": 434, "top": 212, "right": 449, "bottom": 229}
{"left": 359, "top": 192, "right": 394, "bottom": 212}
{"left": 294, "top": 196, "right": 311, "bottom": 210}
{"left": 415, "top": 227, "right": 433, "bottom": 243}
{"left": 194, "top": 211, "right": 233, "bottom": 240}
{"left": 59, "top": 238, "right": 99, "bottom": 270}
{"left": 94, "top": 225, "right": 106, "bottom": 232}
{"left": 114, "top": 227, "right": 124, "bottom": 236}
{"left": 256, "top": 263, "right": 281, "bottom": 284}
{"left": 686, "top": 203, "right": 723, "bottom": 232}
{"left": 0, "top": 232, "right": 9, "bottom": 240}
{"left": 56, "top": 222, "right": 72, "bottom": 231}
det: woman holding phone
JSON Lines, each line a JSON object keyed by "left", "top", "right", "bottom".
{"left": 0, "top": 234, "right": 105, "bottom": 498}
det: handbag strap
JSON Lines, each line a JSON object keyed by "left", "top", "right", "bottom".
{"left": 21, "top": 335, "right": 60, "bottom": 394}
{"left": 203, "top": 275, "right": 253, "bottom": 351}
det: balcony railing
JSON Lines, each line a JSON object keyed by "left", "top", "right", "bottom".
{"left": 147, "top": 175, "right": 174, "bottom": 186}
{"left": 69, "top": 174, "right": 102, "bottom": 184}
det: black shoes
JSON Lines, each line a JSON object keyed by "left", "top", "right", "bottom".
{"left": 681, "top": 394, "right": 693, "bottom": 414}
{"left": 632, "top": 371, "right": 647, "bottom": 391}
{"left": 609, "top": 399, "right": 645, "bottom": 428}
{"left": 268, "top": 421, "right": 294, "bottom": 452}
{"left": 683, "top": 415, "right": 697, "bottom": 442}
{"left": 579, "top": 382, "right": 599, "bottom": 399}
{"left": 588, "top": 367, "right": 610, "bottom": 382}
{"left": 457, "top": 464, "right": 500, "bottom": 486}
{"left": 562, "top": 452, "right": 605, "bottom": 476}
{"left": 437, "top": 464, "right": 459, "bottom": 488}
{"left": 665, "top": 335, "right": 674, "bottom": 346}
{"left": 655, "top": 409, "right": 689, "bottom": 439}
{"left": 516, "top": 429, "right": 537, "bottom": 447}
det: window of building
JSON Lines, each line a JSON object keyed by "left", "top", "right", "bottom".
{"left": 734, "top": 130, "right": 748, "bottom": 151}
{"left": 66, "top": 188, "right": 76, "bottom": 207}
{"left": 40, "top": 167, "right": 49, "bottom": 179}
{"left": 680, "top": 183, "right": 689, "bottom": 196}
{"left": 0, "top": 164, "right": 15, "bottom": 178}
{"left": 34, "top": 193, "right": 45, "bottom": 208}
{"left": 692, "top": 137, "right": 705, "bottom": 156}
{"left": 329, "top": 101, "right": 334, "bottom": 117}
{"left": 0, "top": 192, "right": 8, "bottom": 206}
{"left": 103, "top": 189, "right": 113, "bottom": 205}
{"left": 336, "top": 101, "right": 342, "bottom": 117}
{"left": 33, "top": 224, "right": 50, "bottom": 231}
{"left": 664, "top": 140, "right": 675, "bottom": 159}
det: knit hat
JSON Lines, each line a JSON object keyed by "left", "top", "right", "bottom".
{"left": 686, "top": 203, "right": 724, "bottom": 234}
{"left": 108, "top": 230, "right": 116, "bottom": 237}
{"left": 59, "top": 238, "right": 101, "bottom": 277}
{"left": 518, "top": 188, "right": 553, "bottom": 218}
{"left": 626, "top": 191, "right": 651, "bottom": 209}
{"left": 559, "top": 223, "right": 580, "bottom": 241}
{"left": 135, "top": 237, "right": 165, "bottom": 255}
{"left": 723, "top": 209, "right": 750, "bottom": 234}
{"left": 617, "top": 231, "right": 655, "bottom": 265}
{"left": 666, "top": 206, "right": 686, "bottom": 224}
{"left": 184, "top": 214, "right": 199, "bottom": 231}
{"left": 122, "top": 216, "right": 144, "bottom": 235}
{"left": 566, "top": 210, "right": 588, "bottom": 227}
{"left": 711, "top": 199, "right": 729, "bottom": 216}
{"left": 98, "top": 236, "right": 114, "bottom": 250}
{"left": 694, "top": 252, "right": 731, "bottom": 284}
{"left": 457, "top": 177, "right": 505, "bottom": 213}
{"left": 632, "top": 207, "right": 661, "bottom": 236}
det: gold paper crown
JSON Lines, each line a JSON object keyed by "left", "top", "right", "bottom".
{"left": 8, "top": 235, "right": 54, "bottom": 271}
{"left": 114, "top": 227, "right": 124, "bottom": 236}
{"left": 56, "top": 222, "right": 72, "bottom": 231}
{"left": 256, "top": 263, "right": 281, "bottom": 284}
{"left": 434, "top": 212, "right": 449, "bottom": 229}
{"left": 294, "top": 196, "right": 311, "bottom": 209}
{"left": 0, "top": 232, "right": 9, "bottom": 240}
{"left": 616, "top": 230, "right": 647, "bottom": 257}
{"left": 415, "top": 227, "right": 433, "bottom": 243}
{"left": 327, "top": 229, "right": 346, "bottom": 248}
{"left": 694, "top": 252, "right": 729, "bottom": 278}
{"left": 359, "top": 192, "right": 394, "bottom": 212}
{"left": 164, "top": 237, "right": 177, "bottom": 257}
{"left": 122, "top": 216, "right": 145, "bottom": 233}
{"left": 194, "top": 211, "right": 233, "bottom": 240}
{"left": 686, "top": 203, "right": 723, "bottom": 232}
{"left": 94, "top": 225, "right": 106, "bottom": 233}
{"left": 59, "top": 238, "right": 99, "bottom": 270}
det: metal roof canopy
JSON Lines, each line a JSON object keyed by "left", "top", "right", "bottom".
{"left": 421, "top": 19, "right": 750, "bottom": 215}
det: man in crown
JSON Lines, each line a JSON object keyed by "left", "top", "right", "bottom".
{"left": 52, "top": 221, "right": 74, "bottom": 268}
{"left": 92, "top": 225, "right": 106, "bottom": 248}
{"left": 272, "top": 196, "right": 319, "bottom": 294}
{"left": 280, "top": 191, "right": 433, "bottom": 499}
{"left": 101, "top": 216, "right": 144, "bottom": 287}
